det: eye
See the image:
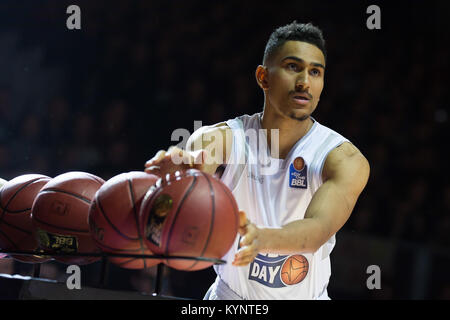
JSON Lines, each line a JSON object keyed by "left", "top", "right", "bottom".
{"left": 287, "top": 63, "right": 299, "bottom": 71}
{"left": 310, "top": 69, "right": 321, "bottom": 76}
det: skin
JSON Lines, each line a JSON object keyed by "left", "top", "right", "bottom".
{"left": 145, "top": 40, "right": 370, "bottom": 267}
{"left": 257, "top": 41, "right": 325, "bottom": 158}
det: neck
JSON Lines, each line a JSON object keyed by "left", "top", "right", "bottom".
{"left": 260, "top": 108, "right": 314, "bottom": 159}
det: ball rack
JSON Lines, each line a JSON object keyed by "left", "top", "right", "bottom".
{"left": 0, "top": 249, "right": 225, "bottom": 299}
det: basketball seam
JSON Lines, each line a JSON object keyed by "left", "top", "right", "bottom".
{"left": 95, "top": 195, "right": 139, "bottom": 241}
{"left": 0, "top": 207, "right": 32, "bottom": 214}
{"left": 216, "top": 181, "right": 240, "bottom": 234}
{"left": 0, "top": 177, "right": 48, "bottom": 249}
{"left": 87, "top": 174, "right": 105, "bottom": 186}
{"left": 0, "top": 219, "right": 32, "bottom": 235}
{"left": 127, "top": 176, "right": 148, "bottom": 268}
{"left": 164, "top": 174, "right": 198, "bottom": 264}
{"left": 38, "top": 188, "right": 91, "bottom": 204}
{"left": 115, "top": 257, "right": 136, "bottom": 267}
{"left": 280, "top": 255, "right": 309, "bottom": 285}
{"left": 184, "top": 172, "right": 216, "bottom": 271}
{"left": 92, "top": 237, "right": 151, "bottom": 268}
{"left": 0, "top": 227, "right": 18, "bottom": 249}
{"left": 0, "top": 177, "right": 48, "bottom": 217}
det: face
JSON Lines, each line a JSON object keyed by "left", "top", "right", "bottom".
{"left": 257, "top": 41, "right": 326, "bottom": 122}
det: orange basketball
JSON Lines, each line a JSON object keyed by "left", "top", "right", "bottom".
{"left": 293, "top": 157, "right": 305, "bottom": 171}
{"left": 88, "top": 171, "right": 161, "bottom": 269}
{"left": 0, "top": 174, "right": 52, "bottom": 263}
{"left": 31, "top": 171, "right": 105, "bottom": 265}
{"left": 140, "top": 169, "right": 239, "bottom": 271}
{"left": 280, "top": 254, "right": 309, "bottom": 285}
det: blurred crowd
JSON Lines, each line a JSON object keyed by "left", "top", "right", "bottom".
{"left": 0, "top": 0, "right": 449, "bottom": 299}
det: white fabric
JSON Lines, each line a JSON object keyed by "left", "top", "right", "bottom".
{"left": 213, "top": 112, "right": 349, "bottom": 300}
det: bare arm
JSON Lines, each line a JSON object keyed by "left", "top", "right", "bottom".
{"left": 233, "top": 142, "right": 370, "bottom": 265}
{"left": 145, "top": 122, "right": 232, "bottom": 176}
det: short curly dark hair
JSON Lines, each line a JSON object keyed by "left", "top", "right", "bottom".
{"left": 263, "top": 21, "right": 326, "bottom": 65}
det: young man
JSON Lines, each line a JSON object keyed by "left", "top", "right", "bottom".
{"left": 145, "top": 21, "right": 370, "bottom": 300}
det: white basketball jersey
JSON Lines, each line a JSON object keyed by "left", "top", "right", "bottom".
{"left": 214, "top": 112, "right": 350, "bottom": 300}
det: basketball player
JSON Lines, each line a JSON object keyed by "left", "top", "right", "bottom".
{"left": 145, "top": 21, "right": 370, "bottom": 300}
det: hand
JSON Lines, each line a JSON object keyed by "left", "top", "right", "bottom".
{"left": 232, "top": 210, "right": 262, "bottom": 267}
{"left": 144, "top": 146, "right": 205, "bottom": 176}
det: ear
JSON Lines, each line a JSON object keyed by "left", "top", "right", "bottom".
{"left": 255, "top": 65, "right": 269, "bottom": 90}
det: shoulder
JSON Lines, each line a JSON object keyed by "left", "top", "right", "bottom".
{"left": 188, "top": 121, "right": 231, "bottom": 147}
{"left": 225, "top": 112, "right": 262, "bottom": 130}
{"left": 193, "top": 112, "right": 259, "bottom": 142}
{"left": 312, "top": 120, "right": 348, "bottom": 142}
{"left": 327, "top": 142, "right": 364, "bottom": 161}
{"left": 322, "top": 142, "right": 370, "bottom": 190}
{"left": 189, "top": 121, "right": 230, "bottom": 136}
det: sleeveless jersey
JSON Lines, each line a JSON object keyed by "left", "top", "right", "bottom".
{"left": 213, "top": 112, "right": 350, "bottom": 300}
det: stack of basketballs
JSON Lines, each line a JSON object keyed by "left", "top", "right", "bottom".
{"left": 0, "top": 169, "right": 239, "bottom": 271}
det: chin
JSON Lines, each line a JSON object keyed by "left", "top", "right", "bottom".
{"left": 288, "top": 111, "right": 310, "bottom": 122}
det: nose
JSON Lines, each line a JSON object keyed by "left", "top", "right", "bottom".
{"left": 295, "top": 71, "right": 310, "bottom": 91}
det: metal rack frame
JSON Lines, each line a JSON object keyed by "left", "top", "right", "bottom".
{"left": 0, "top": 249, "right": 225, "bottom": 298}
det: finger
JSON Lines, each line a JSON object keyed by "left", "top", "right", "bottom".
{"left": 234, "top": 247, "right": 254, "bottom": 261}
{"left": 144, "top": 165, "right": 162, "bottom": 175}
{"left": 232, "top": 258, "right": 254, "bottom": 267}
{"left": 233, "top": 255, "right": 254, "bottom": 266}
{"left": 167, "top": 145, "right": 181, "bottom": 153}
{"left": 232, "top": 247, "right": 258, "bottom": 266}
{"left": 235, "top": 239, "right": 259, "bottom": 259}
{"left": 237, "top": 211, "right": 249, "bottom": 236}
{"left": 167, "top": 146, "right": 185, "bottom": 159}
{"left": 145, "top": 150, "right": 167, "bottom": 167}
{"left": 239, "top": 224, "right": 258, "bottom": 246}
{"left": 238, "top": 210, "right": 248, "bottom": 227}
{"left": 167, "top": 146, "right": 190, "bottom": 165}
{"left": 153, "top": 149, "right": 167, "bottom": 161}
{"left": 240, "top": 234, "right": 254, "bottom": 247}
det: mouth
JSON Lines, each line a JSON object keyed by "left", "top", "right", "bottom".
{"left": 292, "top": 94, "right": 311, "bottom": 105}
{"left": 292, "top": 92, "right": 311, "bottom": 99}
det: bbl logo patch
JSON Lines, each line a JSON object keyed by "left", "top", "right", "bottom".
{"left": 289, "top": 156, "right": 307, "bottom": 188}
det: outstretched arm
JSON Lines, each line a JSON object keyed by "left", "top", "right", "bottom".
{"left": 144, "top": 122, "right": 232, "bottom": 176}
{"left": 233, "top": 142, "right": 370, "bottom": 266}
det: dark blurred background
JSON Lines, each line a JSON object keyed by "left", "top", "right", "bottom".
{"left": 0, "top": 0, "right": 449, "bottom": 299}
